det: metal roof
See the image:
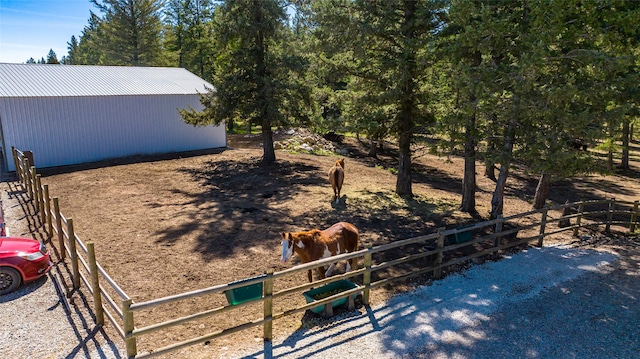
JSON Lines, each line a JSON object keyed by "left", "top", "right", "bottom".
{"left": 0, "top": 63, "right": 213, "bottom": 97}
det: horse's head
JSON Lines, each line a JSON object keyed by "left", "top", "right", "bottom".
{"left": 281, "top": 231, "right": 319, "bottom": 263}
{"left": 281, "top": 232, "right": 295, "bottom": 263}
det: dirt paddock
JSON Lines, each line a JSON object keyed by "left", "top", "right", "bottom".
{"left": 13, "top": 133, "right": 640, "bottom": 357}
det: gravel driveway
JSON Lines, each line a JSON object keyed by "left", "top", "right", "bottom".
{"left": 228, "top": 244, "right": 639, "bottom": 359}
{"left": 0, "top": 181, "right": 124, "bottom": 359}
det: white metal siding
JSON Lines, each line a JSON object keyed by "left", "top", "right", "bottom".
{"left": 0, "top": 94, "right": 225, "bottom": 171}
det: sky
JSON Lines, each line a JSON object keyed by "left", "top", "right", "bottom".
{"left": 0, "top": 0, "right": 94, "bottom": 63}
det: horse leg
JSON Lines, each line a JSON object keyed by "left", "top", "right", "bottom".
{"left": 307, "top": 269, "right": 313, "bottom": 283}
{"left": 346, "top": 257, "right": 357, "bottom": 272}
{"left": 325, "top": 262, "right": 337, "bottom": 277}
{"left": 316, "top": 267, "right": 326, "bottom": 280}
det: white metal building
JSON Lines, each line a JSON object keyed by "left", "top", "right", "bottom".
{"left": 0, "top": 63, "right": 225, "bottom": 172}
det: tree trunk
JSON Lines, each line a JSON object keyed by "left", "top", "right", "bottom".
{"left": 368, "top": 138, "right": 378, "bottom": 158}
{"left": 261, "top": 125, "right": 276, "bottom": 163}
{"left": 607, "top": 123, "right": 614, "bottom": 171}
{"left": 253, "top": 0, "right": 275, "bottom": 164}
{"left": 621, "top": 118, "right": 630, "bottom": 169}
{"left": 491, "top": 161, "right": 510, "bottom": 219}
{"left": 484, "top": 138, "right": 497, "bottom": 181}
{"left": 460, "top": 51, "right": 481, "bottom": 215}
{"left": 395, "top": 0, "right": 416, "bottom": 198}
{"left": 396, "top": 130, "right": 413, "bottom": 197}
{"left": 490, "top": 112, "right": 517, "bottom": 219}
{"left": 532, "top": 172, "right": 551, "bottom": 209}
{"left": 485, "top": 163, "right": 497, "bottom": 181}
{"left": 227, "top": 119, "right": 234, "bottom": 133}
{"left": 460, "top": 111, "right": 477, "bottom": 214}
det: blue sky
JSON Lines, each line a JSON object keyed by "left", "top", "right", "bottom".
{"left": 0, "top": 0, "right": 94, "bottom": 63}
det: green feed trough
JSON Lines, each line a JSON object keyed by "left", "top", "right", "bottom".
{"left": 302, "top": 279, "right": 358, "bottom": 314}
{"left": 224, "top": 276, "right": 264, "bottom": 305}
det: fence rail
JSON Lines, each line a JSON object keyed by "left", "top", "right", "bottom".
{"left": 10, "top": 146, "right": 639, "bottom": 359}
{"left": 11, "top": 147, "right": 130, "bottom": 340}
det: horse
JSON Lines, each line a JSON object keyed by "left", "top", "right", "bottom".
{"left": 280, "top": 221, "right": 359, "bottom": 283}
{"left": 328, "top": 159, "right": 345, "bottom": 204}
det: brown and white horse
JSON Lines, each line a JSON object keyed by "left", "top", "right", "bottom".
{"left": 328, "top": 159, "right": 345, "bottom": 204}
{"left": 281, "top": 221, "right": 359, "bottom": 283}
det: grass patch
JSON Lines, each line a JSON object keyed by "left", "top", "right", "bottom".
{"left": 349, "top": 189, "right": 457, "bottom": 221}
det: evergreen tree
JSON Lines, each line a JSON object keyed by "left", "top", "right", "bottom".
{"left": 65, "top": 36, "right": 80, "bottom": 65}
{"left": 91, "top": 0, "right": 165, "bottom": 66}
{"left": 312, "top": 0, "right": 446, "bottom": 198}
{"left": 46, "top": 49, "right": 59, "bottom": 64}
{"left": 180, "top": 0, "right": 311, "bottom": 164}
{"left": 165, "top": 0, "right": 217, "bottom": 79}
{"left": 75, "top": 11, "right": 107, "bottom": 65}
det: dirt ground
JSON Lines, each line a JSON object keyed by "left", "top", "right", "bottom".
{"left": 25, "top": 131, "right": 640, "bottom": 357}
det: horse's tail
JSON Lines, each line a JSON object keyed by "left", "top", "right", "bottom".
{"left": 333, "top": 165, "right": 343, "bottom": 188}
{"left": 333, "top": 165, "right": 344, "bottom": 203}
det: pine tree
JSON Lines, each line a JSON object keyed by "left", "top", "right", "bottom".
{"left": 180, "top": 0, "right": 311, "bottom": 164}
{"left": 65, "top": 36, "right": 80, "bottom": 65}
{"left": 75, "top": 11, "right": 106, "bottom": 65}
{"left": 46, "top": 49, "right": 60, "bottom": 64}
{"left": 91, "top": 0, "right": 165, "bottom": 66}
{"left": 312, "top": 0, "right": 446, "bottom": 198}
{"left": 165, "top": 0, "right": 216, "bottom": 79}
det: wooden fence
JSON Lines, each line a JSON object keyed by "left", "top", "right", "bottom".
{"left": 11, "top": 147, "right": 131, "bottom": 342}
{"left": 11, "top": 146, "right": 639, "bottom": 358}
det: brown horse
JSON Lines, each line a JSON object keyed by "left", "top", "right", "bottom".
{"left": 280, "top": 221, "right": 359, "bottom": 283}
{"left": 328, "top": 159, "right": 345, "bottom": 204}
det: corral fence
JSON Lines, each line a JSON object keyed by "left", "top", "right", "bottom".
{"left": 11, "top": 146, "right": 639, "bottom": 358}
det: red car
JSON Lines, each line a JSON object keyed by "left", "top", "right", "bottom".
{"left": 0, "top": 236, "right": 52, "bottom": 295}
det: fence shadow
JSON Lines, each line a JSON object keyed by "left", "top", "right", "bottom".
{"left": 1, "top": 179, "right": 125, "bottom": 358}
{"left": 241, "top": 245, "right": 622, "bottom": 358}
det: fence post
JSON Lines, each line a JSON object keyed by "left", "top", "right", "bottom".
{"left": 44, "top": 185, "right": 53, "bottom": 240}
{"left": 573, "top": 201, "right": 584, "bottom": 237}
{"left": 538, "top": 207, "right": 548, "bottom": 247}
{"left": 493, "top": 215, "right": 503, "bottom": 260}
{"left": 53, "top": 197, "right": 65, "bottom": 260}
{"left": 605, "top": 198, "right": 614, "bottom": 233}
{"left": 123, "top": 299, "right": 137, "bottom": 358}
{"left": 25, "top": 165, "right": 34, "bottom": 200}
{"left": 631, "top": 201, "right": 639, "bottom": 233}
{"left": 21, "top": 157, "right": 29, "bottom": 188}
{"left": 67, "top": 218, "right": 80, "bottom": 290}
{"left": 36, "top": 175, "right": 45, "bottom": 224}
{"left": 263, "top": 268, "right": 274, "bottom": 341}
{"left": 11, "top": 147, "right": 20, "bottom": 180}
{"left": 16, "top": 152, "right": 23, "bottom": 185}
{"left": 87, "top": 242, "right": 104, "bottom": 326}
{"left": 362, "top": 243, "right": 373, "bottom": 306}
{"left": 434, "top": 228, "right": 445, "bottom": 279}
{"left": 30, "top": 166, "right": 37, "bottom": 201}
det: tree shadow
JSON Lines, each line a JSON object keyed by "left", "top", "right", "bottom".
{"left": 239, "top": 245, "right": 628, "bottom": 359}
{"left": 151, "top": 158, "right": 326, "bottom": 259}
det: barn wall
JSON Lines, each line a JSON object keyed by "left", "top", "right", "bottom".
{"left": 0, "top": 94, "right": 225, "bottom": 172}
